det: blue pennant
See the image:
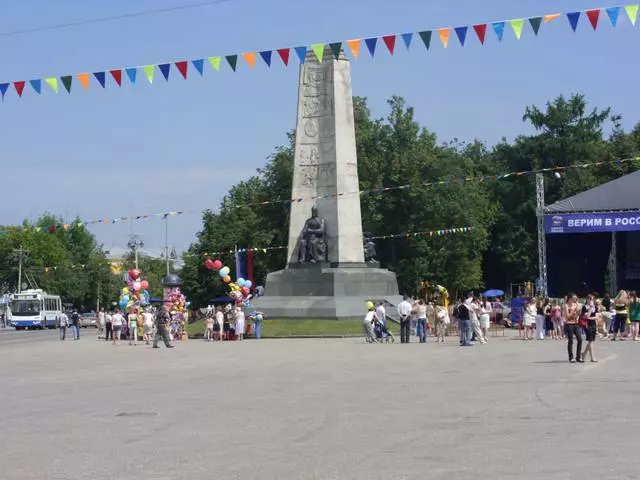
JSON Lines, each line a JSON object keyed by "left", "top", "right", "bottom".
{"left": 401, "top": 33, "right": 413, "bottom": 49}
{"left": 93, "top": 72, "right": 106, "bottom": 88}
{"left": 158, "top": 63, "right": 171, "bottom": 80}
{"left": 365, "top": 37, "right": 377, "bottom": 56}
{"left": 567, "top": 11, "right": 581, "bottom": 31}
{"left": 125, "top": 68, "right": 137, "bottom": 84}
{"left": 0, "top": 83, "right": 9, "bottom": 99}
{"left": 455, "top": 26, "right": 468, "bottom": 46}
{"left": 29, "top": 79, "right": 41, "bottom": 94}
{"left": 606, "top": 6, "right": 620, "bottom": 26}
{"left": 192, "top": 59, "right": 205, "bottom": 75}
{"left": 259, "top": 50, "right": 272, "bottom": 67}
{"left": 492, "top": 21, "right": 505, "bottom": 41}
{"left": 294, "top": 46, "right": 307, "bottom": 63}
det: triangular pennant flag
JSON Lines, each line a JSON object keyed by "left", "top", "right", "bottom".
{"left": 175, "top": 61, "right": 188, "bottom": 78}
{"left": 241, "top": 53, "right": 256, "bottom": 68}
{"left": 192, "top": 59, "right": 204, "bottom": 75}
{"left": 30, "top": 79, "right": 41, "bottom": 94}
{"left": 382, "top": 35, "right": 396, "bottom": 54}
{"left": 311, "top": 44, "right": 324, "bottom": 62}
{"left": 208, "top": 57, "right": 221, "bottom": 71}
{"left": 473, "top": 24, "right": 487, "bottom": 44}
{"left": 0, "top": 83, "right": 9, "bottom": 99}
{"left": 93, "top": 72, "right": 106, "bottom": 88}
{"left": 329, "top": 42, "right": 342, "bottom": 59}
{"left": 454, "top": 26, "right": 468, "bottom": 46}
{"left": 346, "top": 39, "right": 361, "bottom": 58}
{"left": 625, "top": 5, "right": 639, "bottom": 25}
{"left": 492, "top": 21, "right": 505, "bottom": 41}
{"left": 364, "top": 37, "right": 377, "bottom": 56}
{"left": 510, "top": 18, "right": 524, "bottom": 39}
{"left": 45, "top": 77, "right": 58, "bottom": 93}
{"left": 61, "top": 76, "right": 72, "bottom": 93}
{"left": 418, "top": 31, "right": 432, "bottom": 49}
{"left": 295, "top": 46, "right": 307, "bottom": 63}
{"left": 277, "top": 48, "right": 290, "bottom": 65}
{"left": 158, "top": 63, "right": 171, "bottom": 80}
{"left": 401, "top": 32, "right": 413, "bottom": 49}
{"left": 438, "top": 28, "right": 450, "bottom": 48}
{"left": 13, "top": 81, "right": 26, "bottom": 97}
{"left": 225, "top": 55, "right": 238, "bottom": 71}
{"left": 110, "top": 69, "right": 122, "bottom": 86}
{"left": 567, "top": 12, "right": 581, "bottom": 31}
{"left": 607, "top": 6, "right": 620, "bottom": 26}
{"left": 586, "top": 9, "right": 600, "bottom": 30}
{"left": 77, "top": 73, "right": 90, "bottom": 91}
{"left": 529, "top": 17, "right": 543, "bottom": 35}
{"left": 259, "top": 50, "right": 272, "bottom": 66}
{"left": 544, "top": 13, "right": 561, "bottom": 23}
{"left": 125, "top": 67, "right": 137, "bottom": 84}
{"left": 143, "top": 65, "right": 155, "bottom": 83}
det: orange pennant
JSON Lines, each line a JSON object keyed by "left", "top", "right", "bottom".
{"left": 346, "top": 39, "right": 361, "bottom": 59}
{"left": 77, "top": 73, "right": 90, "bottom": 91}
{"left": 438, "top": 28, "right": 450, "bottom": 48}
{"left": 242, "top": 52, "right": 256, "bottom": 68}
{"left": 543, "top": 13, "right": 561, "bottom": 23}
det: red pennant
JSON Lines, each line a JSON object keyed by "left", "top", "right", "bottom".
{"left": 14, "top": 81, "right": 26, "bottom": 97}
{"left": 175, "top": 61, "right": 188, "bottom": 79}
{"left": 110, "top": 69, "right": 122, "bottom": 86}
{"left": 586, "top": 9, "right": 600, "bottom": 30}
{"left": 382, "top": 35, "right": 396, "bottom": 55}
{"left": 473, "top": 24, "right": 487, "bottom": 44}
{"left": 277, "top": 48, "right": 290, "bottom": 65}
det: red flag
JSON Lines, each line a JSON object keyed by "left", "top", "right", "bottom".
{"left": 473, "top": 24, "right": 487, "bottom": 44}
{"left": 586, "top": 9, "right": 600, "bottom": 30}
{"left": 110, "top": 69, "right": 122, "bottom": 86}
{"left": 14, "top": 81, "right": 26, "bottom": 97}
{"left": 175, "top": 61, "right": 188, "bottom": 79}
{"left": 277, "top": 48, "right": 290, "bottom": 65}
{"left": 382, "top": 35, "right": 396, "bottom": 55}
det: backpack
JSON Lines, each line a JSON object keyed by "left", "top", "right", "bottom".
{"left": 454, "top": 303, "right": 469, "bottom": 321}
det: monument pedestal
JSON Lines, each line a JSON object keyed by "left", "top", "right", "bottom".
{"left": 253, "top": 264, "right": 401, "bottom": 319}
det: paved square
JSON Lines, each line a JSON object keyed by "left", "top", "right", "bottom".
{"left": 1, "top": 330, "right": 639, "bottom": 480}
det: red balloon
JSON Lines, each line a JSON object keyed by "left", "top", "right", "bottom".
{"left": 213, "top": 259, "right": 223, "bottom": 270}
{"left": 241, "top": 287, "right": 250, "bottom": 297}
{"left": 141, "top": 280, "right": 149, "bottom": 290}
{"left": 128, "top": 268, "right": 141, "bottom": 280}
{"left": 204, "top": 259, "right": 215, "bottom": 270}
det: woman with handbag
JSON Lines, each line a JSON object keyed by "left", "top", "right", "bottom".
{"left": 581, "top": 294, "right": 598, "bottom": 363}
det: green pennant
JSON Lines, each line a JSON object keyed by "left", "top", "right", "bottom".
{"left": 329, "top": 42, "right": 342, "bottom": 59}
{"left": 143, "top": 65, "right": 155, "bottom": 83}
{"left": 61, "top": 75, "right": 72, "bottom": 93}
{"left": 529, "top": 16, "right": 542, "bottom": 35}
{"left": 45, "top": 77, "right": 58, "bottom": 93}
{"left": 208, "top": 56, "right": 221, "bottom": 71}
{"left": 225, "top": 55, "right": 238, "bottom": 71}
{"left": 418, "top": 30, "right": 432, "bottom": 50}
{"left": 510, "top": 18, "right": 524, "bottom": 39}
{"left": 311, "top": 43, "right": 324, "bottom": 62}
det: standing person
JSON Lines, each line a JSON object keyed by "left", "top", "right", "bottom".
{"left": 434, "top": 303, "right": 449, "bottom": 343}
{"left": 153, "top": 304, "right": 174, "bottom": 348}
{"left": 628, "top": 292, "right": 640, "bottom": 342}
{"left": 479, "top": 299, "right": 492, "bottom": 343}
{"left": 142, "top": 308, "right": 154, "bottom": 345}
{"left": 363, "top": 302, "right": 378, "bottom": 343}
{"left": 543, "top": 299, "right": 553, "bottom": 340}
{"left": 535, "top": 298, "right": 546, "bottom": 340}
{"left": 215, "top": 307, "right": 225, "bottom": 341}
{"left": 564, "top": 293, "right": 583, "bottom": 363}
{"left": 375, "top": 302, "right": 386, "bottom": 326}
{"left": 59, "top": 311, "right": 69, "bottom": 341}
{"left": 234, "top": 307, "right": 245, "bottom": 341}
{"left": 581, "top": 294, "right": 599, "bottom": 362}
{"left": 111, "top": 308, "right": 124, "bottom": 346}
{"left": 128, "top": 308, "right": 139, "bottom": 346}
{"left": 253, "top": 311, "right": 264, "bottom": 340}
{"left": 612, "top": 290, "right": 629, "bottom": 341}
{"left": 397, "top": 295, "right": 412, "bottom": 344}
{"left": 416, "top": 300, "right": 428, "bottom": 343}
{"left": 104, "top": 310, "right": 113, "bottom": 342}
{"left": 70, "top": 310, "right": 80, "bottom": 341}
{"left": 523, "top": 299, "right": 536, "bottom": 341}
{"left": 97, "top": 308, "right": 105, "bottom": 339}
{"left": 551, "top": 300, "right": 563, "bottom": 340}
{"left": 204, "top": 315, "right": 214, "bottom": 341}
{"left": 454, "top": 298, "right": 472, "bottom": 347}
{"left": 466, "top": 296, "right": 486, "bottom": 345}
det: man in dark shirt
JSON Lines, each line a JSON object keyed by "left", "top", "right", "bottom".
{"left": 153, "top": 304, "right": 174, "bottom": 349}
{"left": 70, "top": 310, "right": 80, "bottom": 341}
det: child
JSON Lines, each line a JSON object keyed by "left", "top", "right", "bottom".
{"left": 205, "top": 315, "right": 214, "bottom": 341}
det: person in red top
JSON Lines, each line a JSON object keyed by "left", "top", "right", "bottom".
{"left": 564, "top": 294, "right": 583, "bottom": 363}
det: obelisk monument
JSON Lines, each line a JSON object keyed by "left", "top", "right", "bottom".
{"left": 254, "top": 47, "right": 399, "bottom": 319}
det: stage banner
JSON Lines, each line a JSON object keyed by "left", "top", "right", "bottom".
{"left": 544, "top": 211, "right": 640, "bottom": 234}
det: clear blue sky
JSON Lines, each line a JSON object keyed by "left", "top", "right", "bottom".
{"left": 0, "top": 0, "right": 634, "bottom": 255}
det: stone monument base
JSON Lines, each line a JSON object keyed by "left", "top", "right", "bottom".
{"left": 252, "top": 263, "right": 401, "bottom": 320}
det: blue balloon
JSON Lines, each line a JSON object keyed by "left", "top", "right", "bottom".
{"left": 119, "top": 299, "right": 128, "bottom": 309}
{"left": 237, "top": 278, "right": 246, "bottom": 287}
{"left": 245, "top": 280, "right": 252, "bottom": 289}
{"left": 122, "top": 295, "right": 130, "bottom": 303}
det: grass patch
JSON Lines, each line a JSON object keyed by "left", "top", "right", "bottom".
{"left": 187, "top": 318, "right": 399, "bottom": 338}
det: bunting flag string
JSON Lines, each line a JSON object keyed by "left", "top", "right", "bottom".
{"left": 197, "top": 227, "right": 475, "bottom": 258}
{"left": 0, "top": 4, "right": 637, "bottom": 102}
{"left": 0, "top": 157, "right": 637, "bottom": 235}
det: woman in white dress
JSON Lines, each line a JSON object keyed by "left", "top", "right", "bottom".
{"left": 523, "top": 298, "right": 537, "bottom": 341}
{"left": 479, "top": 299, "right": 492, "bottom": 342}
{"left": 234, "top": 307, "right": 245, "bottom": 341}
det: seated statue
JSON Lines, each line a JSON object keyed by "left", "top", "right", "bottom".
{"left": 363, "top": 233, "right": 377, "bottom": 263}
{"left": 298, "top": 206, "right": 327, "bottom": 263}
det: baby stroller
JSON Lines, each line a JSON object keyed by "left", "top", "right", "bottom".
{"left": 374, "top": 320, "right": 395, "bottom": 343}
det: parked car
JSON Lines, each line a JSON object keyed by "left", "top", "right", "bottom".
{"left": 80, "top": 312, "right": 97, "bottom": 328}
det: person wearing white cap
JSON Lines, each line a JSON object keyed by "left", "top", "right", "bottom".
{"left": 363, "top": 302, "right": 378, "bottom": 343}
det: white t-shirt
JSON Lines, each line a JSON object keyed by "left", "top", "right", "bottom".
{"left": 59, "top": 313, "right": 69, "bottom": 327}
{"left": 364, "top": 311, "right": 376, "bottom": 323}
{"left": 375, "top": 305, "right": 386, "bottom": 323}
{"left": 112, "top": 313, "right": 124, "bottom": 327}
{"left": 397, "top": 301, "right": 412, "bottom": 317}
{"left": 143, "top": 312, "right": 154, "bottom": 327}
{"left": 215, "top": 311, "right": 224, "bottom": 326}
{"left": 98, "top": 311, "right": 105, "bottom": 325}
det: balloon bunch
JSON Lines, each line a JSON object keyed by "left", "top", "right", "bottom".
{"left": 166, "top": 287, "right": 187, "bottom": 314}
{"left": 118, "top": 268, "right": 150, "bottom": 311}
{"left": 204, "top": 258, "right": 253, "bottom": 307}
